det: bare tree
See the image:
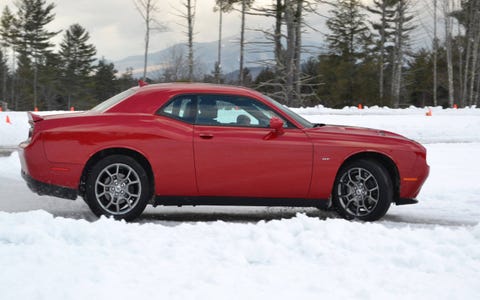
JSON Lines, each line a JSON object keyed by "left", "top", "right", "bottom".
{"left": 248, "top": 0, "right": 321, "bottom": 105}
{"left": 172, "top": 1, "right": 197, "bottom": 81}
{"left": 391, "top": 0, "right": 415, "bottom": 108}
{"left": 133, "top": 0, "right": 167, "bottom": 81}
{"left": 367, "top": 0, "right": 397, "bottom": 104}
{"left": 187, "top": 0, "right": 196, "bottom": 81}
{"left": 214, "top": 0, "right": 235, "bottom": 83}
{"left": 239, "top": 0, "right": 248, "bottom": 85}
{"left": 248, "top": 0, "right": 284, "bottom": 87}
{"left": 156, "top": 43, "right": 205, "bottom": 82}
{"left": 159, "top": 44, "right": 189, "bottom": 82}
{"left": 284, "top": 0, "right": 304, "bottom": 103}
{"left": 442, "top": 0, "right": 454, "bottom": 107}
{"left": 468, "top": 3, "right": 480, "bottom": 106}
{"left": 460, "top": 0, "right": 475, "bottom": 106}
{"left": 433, "top": 0, "right": 438, "bottom": 106}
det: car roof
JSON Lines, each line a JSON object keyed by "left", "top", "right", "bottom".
{"left": 135, "top": 82, "right": 262, "bottom": 96}
{"left": 107, "top": 83, "right": 268, "bottom": 114}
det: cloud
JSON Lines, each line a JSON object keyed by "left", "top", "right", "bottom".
{"left": 2, "top": 0, "right": 328, "bottom": 61}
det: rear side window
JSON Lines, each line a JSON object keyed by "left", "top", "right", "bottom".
{"left": 158, "top": 95, "right": 197, "bottom": 123}
{"left": 91, "top": 88, "right": 137, "bottom": 112}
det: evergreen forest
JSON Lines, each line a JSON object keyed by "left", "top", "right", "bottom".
{"left": 1, "top": 0, "right": 479, "bottom": 110}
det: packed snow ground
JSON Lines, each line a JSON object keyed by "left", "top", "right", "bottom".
{"left": 1, "top": 106, "right": 479, "bottom": 299}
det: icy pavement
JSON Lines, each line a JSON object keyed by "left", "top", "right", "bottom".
{"left": 1, "top": 107, "right": 480, "bottom": 299}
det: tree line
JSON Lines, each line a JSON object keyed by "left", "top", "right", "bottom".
{"left": 0, "top": 0, "right": 479, "bottom": 111}
{"left": 0, "top": 0, "right": 136, "bottom": 111}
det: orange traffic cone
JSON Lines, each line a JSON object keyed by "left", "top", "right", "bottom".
{"left": 6, "top": 115, "right": 11, "bottom": 124}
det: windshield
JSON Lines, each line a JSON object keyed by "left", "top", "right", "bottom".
{"left": 91, "top": 88, "right": 137, "bottom": 112}
{"left": 261, "top": 95, "right": 314, "bottom": 128}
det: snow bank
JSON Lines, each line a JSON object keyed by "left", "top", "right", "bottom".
{"left": 0, "top": 151, "right": 21, "bottom": 180}
{"left": 1, "top": 107, "right": 480, "bottom": 299}
{"left": 292, "top": 106, "right": 480, "bottom": 144}
{"left": 0, "top": 112, "right": 30, "bottom": 146}
{"left": 1, "top": 211, "right": 479, "bottom": 299}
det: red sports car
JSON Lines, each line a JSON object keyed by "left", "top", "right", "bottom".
{"left": 18, "top": 83, "right": 429, "bottom": 221}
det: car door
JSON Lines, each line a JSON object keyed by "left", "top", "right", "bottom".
{"left": 154, "top": 95, "right": 197, "bottom": 196}
{"left": 193, "top": 94, "right": 313, "bottom": 198}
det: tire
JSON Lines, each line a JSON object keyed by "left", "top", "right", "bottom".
{"left": 85, "top": 155, "right": 151, "bottom": 221}
{"left": 332, "top": 159, "right": 393, "bottom": 221}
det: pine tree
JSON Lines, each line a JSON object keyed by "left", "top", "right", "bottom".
{"left": 405, "top": 48, "right": 434, "bottom": 107}
{"left": 59, "top": 23, "right": 96, "bottom": 109}
{"left": 38, "top": 52, "right": 63, "bottom": 110}
{"left": 117, "top": 67, "right": 137, "bottom": 91}
{"left": 14, "top": 0, "right": 59, "bottom": 109}
{"left": 326, "top": 0, "right": 369, "bottom": 60}
{"left": 1, "top": 6, "right": 18, "bottom": 109}
{"left": 0, "top": 49, "right": 8, "bottom": 106}
{"left": 325, "top": 0, "right": 370, "bottom": 106}
{"left": 93, "top": 58, "right": 118, "bottom": 105}
{"left": 367, "top": 0, "right": 397, "bottom": 104}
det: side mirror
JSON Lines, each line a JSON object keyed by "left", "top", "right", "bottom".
{"left": 269, "top": 117, "right": 285, "bottom": 135}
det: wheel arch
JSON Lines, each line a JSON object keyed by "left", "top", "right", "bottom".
{"left": 79, "top": 147, "right": 154, "bottom": 199}
{"left": 336, "top": 151, "right": 400, "bottom": 203}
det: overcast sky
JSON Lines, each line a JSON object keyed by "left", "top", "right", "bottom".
{"left": 61, "top": 0, "right": 259, "bottom": 60}
{"left": 2, "top": 0, "right": 432, "bottom": 63}
{"left": 3, "top": 0, "right": 289, "bottom": 61}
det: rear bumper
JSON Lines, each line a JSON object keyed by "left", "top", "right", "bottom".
{"left": 21, "top": 171, "right": 78, "bottom": 200}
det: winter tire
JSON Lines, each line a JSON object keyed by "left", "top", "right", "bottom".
{"left": 85, "top": 155, "right": 151, "bottom": 221}
{"left": 333, "top": 159, "right": 393, "bottom": 221}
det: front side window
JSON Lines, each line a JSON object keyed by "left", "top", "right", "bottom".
{"left": 261, "top": 95, "right": 314, "bottom": 128}
{"left": 195, "top": 95, "right": 291, "bottom": 128}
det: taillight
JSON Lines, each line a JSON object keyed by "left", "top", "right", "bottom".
{"left": 28, "top": 122, "right": 34, "bottom": 140}
{"left": 27, "top": 112, "right": 43, "bottom": 141}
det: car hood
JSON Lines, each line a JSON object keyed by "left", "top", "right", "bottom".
{"left": 305, "top": 124, "right": 413, "bottom": 143}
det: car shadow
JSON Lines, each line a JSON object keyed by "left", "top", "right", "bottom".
{"left": 136, "top": 206, "right": 338, "bottom": 224}
{"left": 44, "top": 207, "right": 477, "bottom": 228}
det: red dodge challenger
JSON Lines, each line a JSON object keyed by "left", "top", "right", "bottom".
{"left": 18, "top": 83, "right": 429, "bottom": 221}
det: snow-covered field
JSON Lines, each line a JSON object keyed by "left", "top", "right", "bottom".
{"left": 1, "top": 107, "right": 480, "bottom": 299}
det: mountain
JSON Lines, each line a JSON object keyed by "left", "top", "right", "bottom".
{"left": 113, "top": 31, "right": 324, "bottom": 79}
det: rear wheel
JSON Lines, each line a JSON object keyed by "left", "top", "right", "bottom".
{"left": 85, "top": 155, "right": 150, "bottom": 221}
{"left": 333, "top": 159, "right": 392, "bottom": 221}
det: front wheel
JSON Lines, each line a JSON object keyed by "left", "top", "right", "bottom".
{"left": 333, "top": 159, "right": 393, "bottom": 221}
{"left": 85, "top": 155, "right": 151, "bottom": 221}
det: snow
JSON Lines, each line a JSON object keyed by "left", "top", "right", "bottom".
{"left": 1, "top": 107, "right": 480, "bottom": 299}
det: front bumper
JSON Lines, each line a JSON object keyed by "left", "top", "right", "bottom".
{"left": 21, "top": 171, "right": 78, "bottom": 200}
